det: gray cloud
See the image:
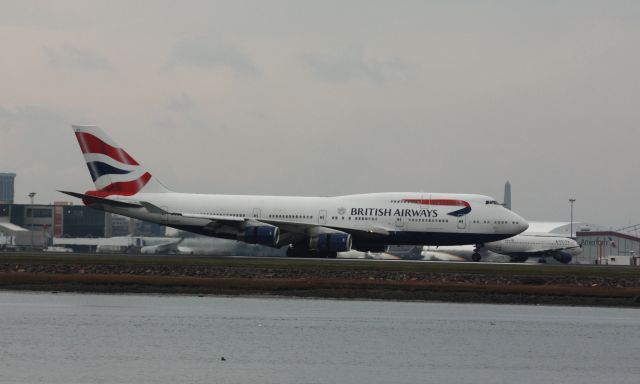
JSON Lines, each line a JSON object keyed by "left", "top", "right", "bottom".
{"left": 0, "top": 104, "right": 85, "bottom": 203}
{"left": 1, "top": 1, "right": 639, "bottom": 228}
{"left": 166, "top": 93, "right": 196, "bottom": 113}
{"left": 170, "top": 40, "right": 258, "bottom": 75}
{"left": 299, "top": 47, "right": 411, "bottom": 85}
{"left": 0, "top": 105, "right": 69, "bottom": 133}
{"left": 44, "top": 45, "right": 112, "bottom": 71}
{"left": 157, "top": 93, "right": 209, "bottom": 136}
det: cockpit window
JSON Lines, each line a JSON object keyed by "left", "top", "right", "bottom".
{"left": 485, "top": 200, "right": 500, "bottom": 205}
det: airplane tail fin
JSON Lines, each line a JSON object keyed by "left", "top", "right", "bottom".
{"left": 72, "top": 125, "right": 170, "bottom": 197}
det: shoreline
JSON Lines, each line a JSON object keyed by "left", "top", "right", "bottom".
{"left": 2, "top": 252, "right": 640, "bottom": 307}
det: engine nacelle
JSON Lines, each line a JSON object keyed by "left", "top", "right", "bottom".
{"left": 309, "top": 233, "right": 352, "bottom": 252}
{"left": 552, "top": 251, "right": 573, "bottom": 264}
{"left": 238, "top": 225, "right": 280, "bottom": 246}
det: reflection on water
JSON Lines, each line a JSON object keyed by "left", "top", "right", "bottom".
{"left": 0, "top": 292, "right": 639, "bottom": 384}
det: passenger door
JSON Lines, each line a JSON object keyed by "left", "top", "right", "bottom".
{"left": 457, "top": 215, "right": 466, "bottom": 229}
{"left": 318, "top": 210, "right": 327, "bottom": 225}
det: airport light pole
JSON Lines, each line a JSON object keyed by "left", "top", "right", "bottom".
{"left": 569, "top": 198, "right": 576, "bottom": 238}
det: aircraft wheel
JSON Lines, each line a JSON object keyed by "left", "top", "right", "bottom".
{"left": 471, "top": 253, "right": 481, "bottom": 262}
{"left": 286, "top": 246, "right": 306, "bottom": 258}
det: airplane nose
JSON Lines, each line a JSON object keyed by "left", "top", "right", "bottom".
{"left": 510, "top": 212, "right": 529, "bottom": 234}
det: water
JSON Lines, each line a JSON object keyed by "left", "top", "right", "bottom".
{"left": 0, "top": 292, "right": 638, "bottom": 384}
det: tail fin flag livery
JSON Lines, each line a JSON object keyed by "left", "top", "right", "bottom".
{"left": 72, "top": 125, "right": 169, "bottom": 197}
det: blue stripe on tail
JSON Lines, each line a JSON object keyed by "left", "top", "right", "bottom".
{"left": 86, "top": 161, "right": 132, "bottom": 181}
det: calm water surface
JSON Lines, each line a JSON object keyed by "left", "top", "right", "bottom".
{"left": 0, "top": 292, "right": 638, "bottom": 384}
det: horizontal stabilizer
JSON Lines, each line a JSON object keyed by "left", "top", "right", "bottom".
{"left": 58, "top": 190, "right": 143, "bottom": 208}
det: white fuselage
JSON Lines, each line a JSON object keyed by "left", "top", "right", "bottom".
{"left": 102, "top": 191, "right": 528, "bottom": 249}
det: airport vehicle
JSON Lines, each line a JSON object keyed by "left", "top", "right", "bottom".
{"left": 419, "top": 234, "right": 581, "bottom": 263}
{"left": 61, "top": 125, "right": 528, "bottom": 257}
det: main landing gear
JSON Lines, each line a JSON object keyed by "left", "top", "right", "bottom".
{"left": 471, "top": 244, "right": 484, "bottom": 262}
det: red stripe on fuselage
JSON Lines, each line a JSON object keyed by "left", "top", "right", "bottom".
{"left": 403, "top": 199, "right": 470, "bottom": 207}
{"left": 85, "top": 172, "right": 152, "bottom": 200}
{"left": 75, "top": 132, "right": 139, "bottom": 166}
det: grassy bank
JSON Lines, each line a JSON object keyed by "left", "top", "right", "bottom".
{"left": 1, "top": 252, "right": 640, "bottom": 307}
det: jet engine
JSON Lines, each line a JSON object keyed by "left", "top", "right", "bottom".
{"left": 309, "top": 233, "right": 352, "bottom": 252}
{"left": 238, "top": 225, "right": 280, "bottom": 246}
{"left": 552, "top": 251, "right": 573, "bottom": 264}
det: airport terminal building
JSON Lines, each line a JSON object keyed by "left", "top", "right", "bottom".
{"left": 576, "top": 231, "right": 640, "bottom": 265}
{"left": 0, "top": 173, "right": 16, "bottom": 204}
{"left": 529, "top": 222, "right": 640, "bottom": 265}
{"left": 0, "top": 202, "right": 165, "bottom": 250}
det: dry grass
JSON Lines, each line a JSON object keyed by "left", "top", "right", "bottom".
{"left": 2, "top": 272, "right": 640, "bottom": 307}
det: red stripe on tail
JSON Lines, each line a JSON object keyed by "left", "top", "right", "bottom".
{"left": 75, "top": 131, "right": 140, "bottom": 166}
{"left": 85, "top": 172, "right": 152, "bottom": 199}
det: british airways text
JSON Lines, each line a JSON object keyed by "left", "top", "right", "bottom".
{"left": 350, "top": 208, "right": 438, "bottom": 218}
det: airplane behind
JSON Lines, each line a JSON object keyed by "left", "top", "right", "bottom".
{"left": 418, "top": 234, "right": 582, "bottom": 263}
{"left": 480, "top": 233, "right": 581, "bottom": 263}
{"left": 61, "top": 125, "right": 529, "bottom": 258}
{"left": 140, "top": 238, "right": 194, "bottom": 255}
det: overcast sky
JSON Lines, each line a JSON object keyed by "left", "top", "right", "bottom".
{"left": 1, "top": 1, "right": 639, "bottom": 229}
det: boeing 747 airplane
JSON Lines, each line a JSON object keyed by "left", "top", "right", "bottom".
{"left": 420, "top": 234, "right": 581, "bottom": 263}
{"left": 60, "top": 125, "right": 528, "bottom": 257}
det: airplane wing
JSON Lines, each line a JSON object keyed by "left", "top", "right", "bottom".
{"left": 143, "top": 203, "right": 390, "bottom": 247}
{"left": 258, "top": 218, "right": 391, "bottom": 247}
{"left": 60, "top": 191, "right": 389, "bottom": 249}
{"left": 140, "top": 201, "right": 246, "bottom": 223}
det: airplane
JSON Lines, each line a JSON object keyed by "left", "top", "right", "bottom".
{"left": 417, "top": 232, "right": 582, "bottom": 263}
{"left": 60, "top": 125, "right": 529, "bottom": 258}
{"left": 140, "top": 238, "right": 194, "bottom": 255}
{"left": 477, "top": 233, "right": 581, "bottom": 263}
